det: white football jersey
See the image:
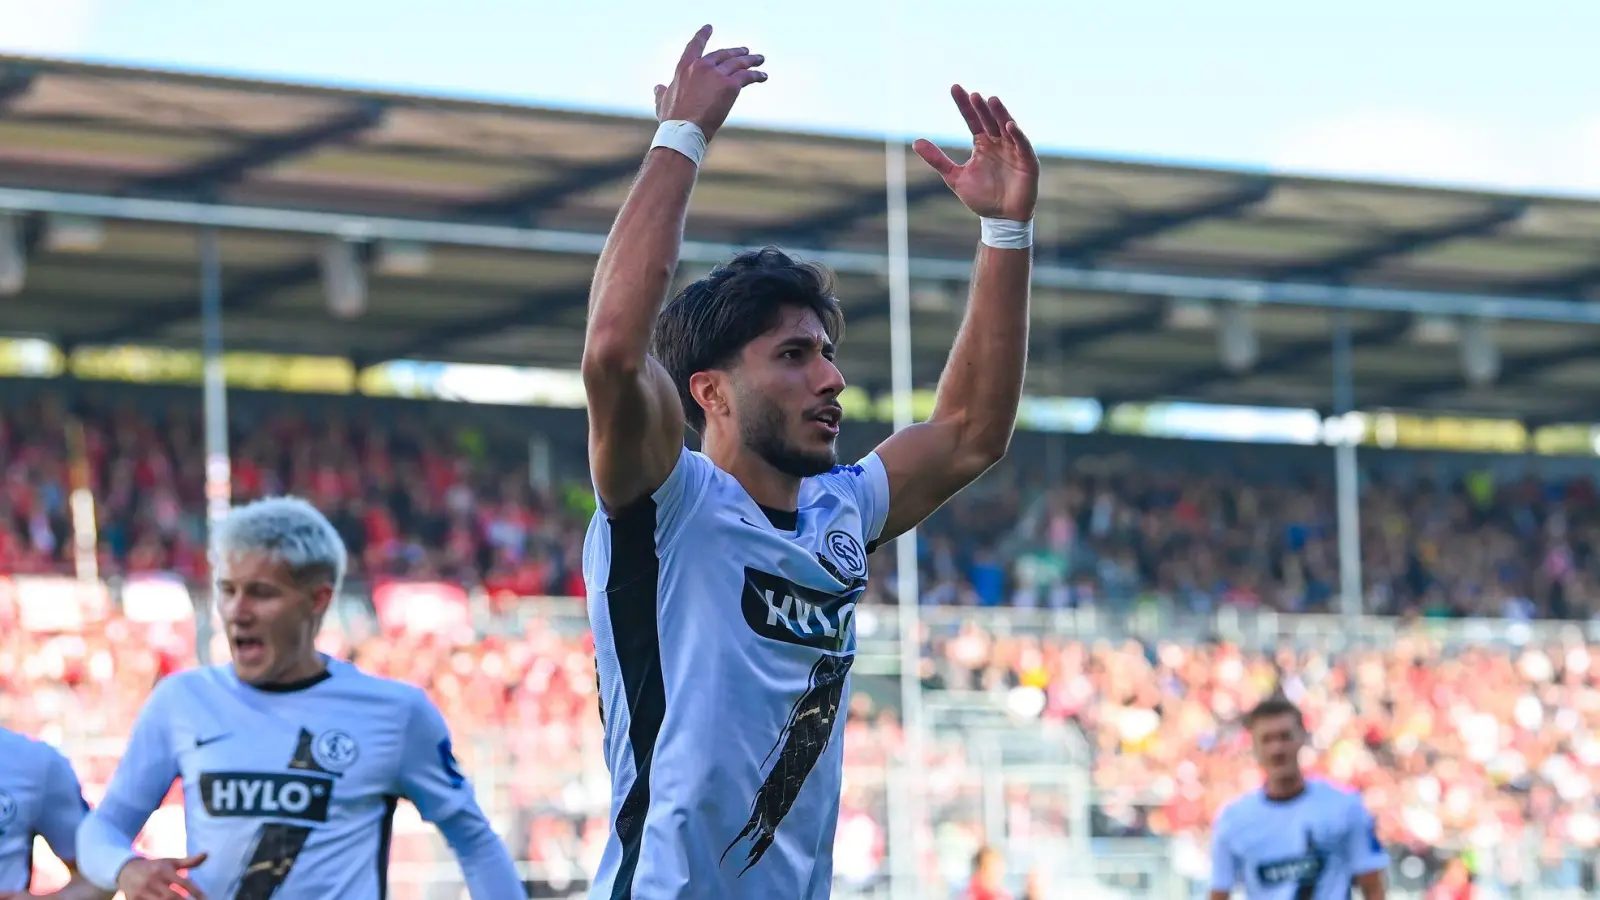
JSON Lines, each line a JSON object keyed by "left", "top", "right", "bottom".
{"left": 79, "top": 658, "right": 488, "bottom": 900}
{"left": 584, "top": 448, "right": 889, "bottom": 899}
{"left": 0, "top": 727, "right": 90, "bottom": 892}
{"left": 1211, "top": 780, "right": 1388, "bottom": 900}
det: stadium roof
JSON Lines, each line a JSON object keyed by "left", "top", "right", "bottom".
{"left": 4, "top": 55, "right": 1600, "bottom": 423}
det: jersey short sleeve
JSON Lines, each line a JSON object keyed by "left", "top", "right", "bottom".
{"left": 821, "top": 453, "right": 892, "bottom": 548}
{"left": 34, "top": 746, "right": 90, "bottom": 862}
{"left": 603, "top": 447, "right": 715, "bottom": 549}
{"left": 1343, "top": 796, "right": 1388, "bottom": 876}
{"left": 395, "top": 688, "right": 477, "bottom": 824}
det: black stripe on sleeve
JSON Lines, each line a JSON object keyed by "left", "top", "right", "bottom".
{"left": 606, "top": 498, "right": 666, "bottom": 900}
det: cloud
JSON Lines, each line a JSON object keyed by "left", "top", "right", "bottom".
{"left": 0, "top": 0, "right": 100, "bottom": 55}
{"left": 1263, "top": 109, "right": 1600, "bottom": 198}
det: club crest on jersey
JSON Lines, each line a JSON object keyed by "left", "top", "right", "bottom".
{"left": 823, "top": 530, "right": 868, "bottom": 580}
{"left": 741, "top": 568, "right": 859, "bottom": 652}
{"left": 312, "top": 729, "right": 360, "bottom": 772}
{"left": 0, "top": 789, "right": 15, "bottom": 828}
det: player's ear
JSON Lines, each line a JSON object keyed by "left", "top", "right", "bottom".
{"left": 688, "top": 370, "right": 729, "bottom": 421}
{"left": 309, "top": 583, "right": 334, "bottom": 621}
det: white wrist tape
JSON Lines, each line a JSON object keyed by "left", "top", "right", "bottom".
{"left": 980, "top": 217, "right": 1035, "bottom": 250}
{"left": 651, "top": 120, "right": 708, "bottom": 167}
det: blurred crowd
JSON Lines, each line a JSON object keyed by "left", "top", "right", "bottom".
{"left": 929, "top": 622, "right": 1600, "bottom": 894}
{"left": 7, "top": 390, "right": 1600, "bottom": 621}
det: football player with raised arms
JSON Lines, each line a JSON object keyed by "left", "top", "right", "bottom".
{"left": 0, "top": 726, "right": 110, "bottom": 900}
{"left": 75, "top": 496, "right": 522, "bottom": 900}
{"left": 581, "top": 23, "right": 1039, "bottom": 898}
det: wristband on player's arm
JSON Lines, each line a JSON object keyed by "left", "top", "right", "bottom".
{"left": 980, "top": 216, "right": 1034, "bottom": 250}
{"left": 650, "top": 120, "right": 708, "bottom": 167}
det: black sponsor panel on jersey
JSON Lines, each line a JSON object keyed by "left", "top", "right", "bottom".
{"left": 1256, "top": 854, "right": 1324, "bottom": 886}
{"left": 740, "top": 568, "right": 860, "bottom": 652}
{"left": 199, "top": 772, "right": 334, "bottom": 823}
{"left": 1256, "top": 827, "right": 1330, "bottom": 900}
{"left": 723, "top": 652, "right": 854, "bottom": 876}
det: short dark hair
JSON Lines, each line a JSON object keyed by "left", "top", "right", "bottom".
{"left": 652, "top": 247, "right": 844, "bottom": 432}
{"left": 1244, "top": 695, "right": 1304, "bottom": 729}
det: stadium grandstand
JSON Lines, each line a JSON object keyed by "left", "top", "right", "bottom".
{"left": 7, "top": 54, "right": 1600, "bottom": 899}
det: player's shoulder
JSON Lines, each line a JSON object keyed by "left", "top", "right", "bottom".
{"left": 1212, "top": 790, "right": 1254, "bottom": 830}
{"left": 142, "top": 664, "right": 227, "bottom": 706}
{"left": 0, "top": 725, "right": 70, "bottom": 769}
{"left": 1307, "top": 778, "right": 1368, "bottom": 812}
{"left": 328, "top": 658, "right": 434, "bottom": 709}
{"left": 803, "top": 455, "right": 882, "bottom": 502}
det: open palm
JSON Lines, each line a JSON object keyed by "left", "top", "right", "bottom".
{"left": 914, "top": 85, "right": 1039, "bottom": 222}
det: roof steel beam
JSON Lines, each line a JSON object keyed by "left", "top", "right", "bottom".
{"left": 4, "top": 187, "right": 1600, "bottom": 324}
{"left": 0, "top": 64, "right": 36, "bottom": 108}
{"left": 1270, "top": 201, "right": 1527, "bottom": 283}
{"left": 460, "top": 156, "right": 643, "bottom": 221}
{"left": 1378, "top": 339, "right": 1600, "bottom": 409}
{"left": 1126, "top": 314, "right": 1413, "bottom": 403}
{"left": 764, "top": 179, "right": 950, "bottom": 244}
{"left": 384, "top": 286, "right": 590, "bottom": 358}
{"left": 131, "top": 101, "right": 387, "bottom": 196}
{"left": 72, "top": 261, "right": 322, "bottom": 345}
{"left": 1052, "top": 180, "right": 1274, "bottom": 262}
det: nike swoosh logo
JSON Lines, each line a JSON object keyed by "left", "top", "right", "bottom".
{"left": 195, "top": 734, "right": 231, "bottom": 748}
{"left": 738, "top": 517, "right": 764, "bottom": 529}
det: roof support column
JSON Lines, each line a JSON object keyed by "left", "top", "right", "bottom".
{"left": 198, "top": 226, "right": 229, "bottom": 666}
{"left": 1332, "top": 311, "right": 1363, "bottom": 620}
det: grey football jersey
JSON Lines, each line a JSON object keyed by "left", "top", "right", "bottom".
{"left": 1211, "top": 780, "right": 1389, "bottom": 900}
{"left": 584, "top": 448, "right": 890, "bottom": 899}
{"left": 80, "top": 659, "right": 484, "bottom": 900}
{"left": 0, "top": 727, "right": 90, "bottom": 892}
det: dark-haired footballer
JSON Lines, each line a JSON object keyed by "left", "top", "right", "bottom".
{"left": 1210, "top": 696, "right": 1388, "bottom": 900}
{"left": 580, "top": 23, "right": 1040, "bottom": 900}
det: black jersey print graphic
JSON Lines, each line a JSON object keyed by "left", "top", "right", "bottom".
{"left": 722, "top": 652, "right": 853, "bottom": 876}
{"left": 230, "top": 728, "right": 336, "bottom": 900}
{"left": 1255, "top": 827, "right": 1327, "bottom": 900}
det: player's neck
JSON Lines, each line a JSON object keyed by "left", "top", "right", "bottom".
{"left": 704, "top": 433, "right": 802, "bottom": 511}
{"left": 257, "top": 652, "right": 329, "bottom": 689}
{"left": 1264, "top": 772, "right": 1307, "bottom": 801}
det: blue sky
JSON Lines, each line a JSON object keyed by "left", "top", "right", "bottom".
{"left": 5, "top": 0, "right": 1599, "bottom": 195}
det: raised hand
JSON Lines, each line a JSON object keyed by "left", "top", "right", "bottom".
{"left": 653, "top": 25, "right": 768, "bottom": 142}
{"left": 914, "top": 85, "right": 1040, "bottom": 222}
{"left": 116, "top": 853, "right": 208, "bottom": 900}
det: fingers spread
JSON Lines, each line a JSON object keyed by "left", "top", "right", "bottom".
{"left": 716, "top": 53, "right": 765, "bottom": 75}
{"left": 987, "top": 95, "right": 1015, "bottom": 129}
{"left": 1005, "top": 120, "right": 1036, "bottom": 160}
{"left": 950, "top": 85, "right": 983, "bottom": 135}
{"left": 913, "top": 138, "right": 958, "bottom": 177}
{"left": 704, "top": 46, "right": 749, "bottom": 67}
{"left": 680, "top": 25, "right": 713, "bottom": 67}
{"left": 970, "top": 92, "right": 1003, "bottom": 138}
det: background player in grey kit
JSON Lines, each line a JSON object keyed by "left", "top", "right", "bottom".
{"left": 581, "top": 22, "right": 1039, "bottom": 899}
{"left": 1210, "top": 696, "right": 1388, "bottom": 900}
{"left": 75, "top": 496, "right": 522, "bottom": 900}
{"left": 0, "top": 727, "right": 111, "bottom": 900}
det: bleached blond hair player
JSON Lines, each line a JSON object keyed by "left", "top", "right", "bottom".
{"left": 581, "top": 23, "right": 1040, "bottom": 899}
{"left": 76, "top": 497, "right": 522, "bottom": 900}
